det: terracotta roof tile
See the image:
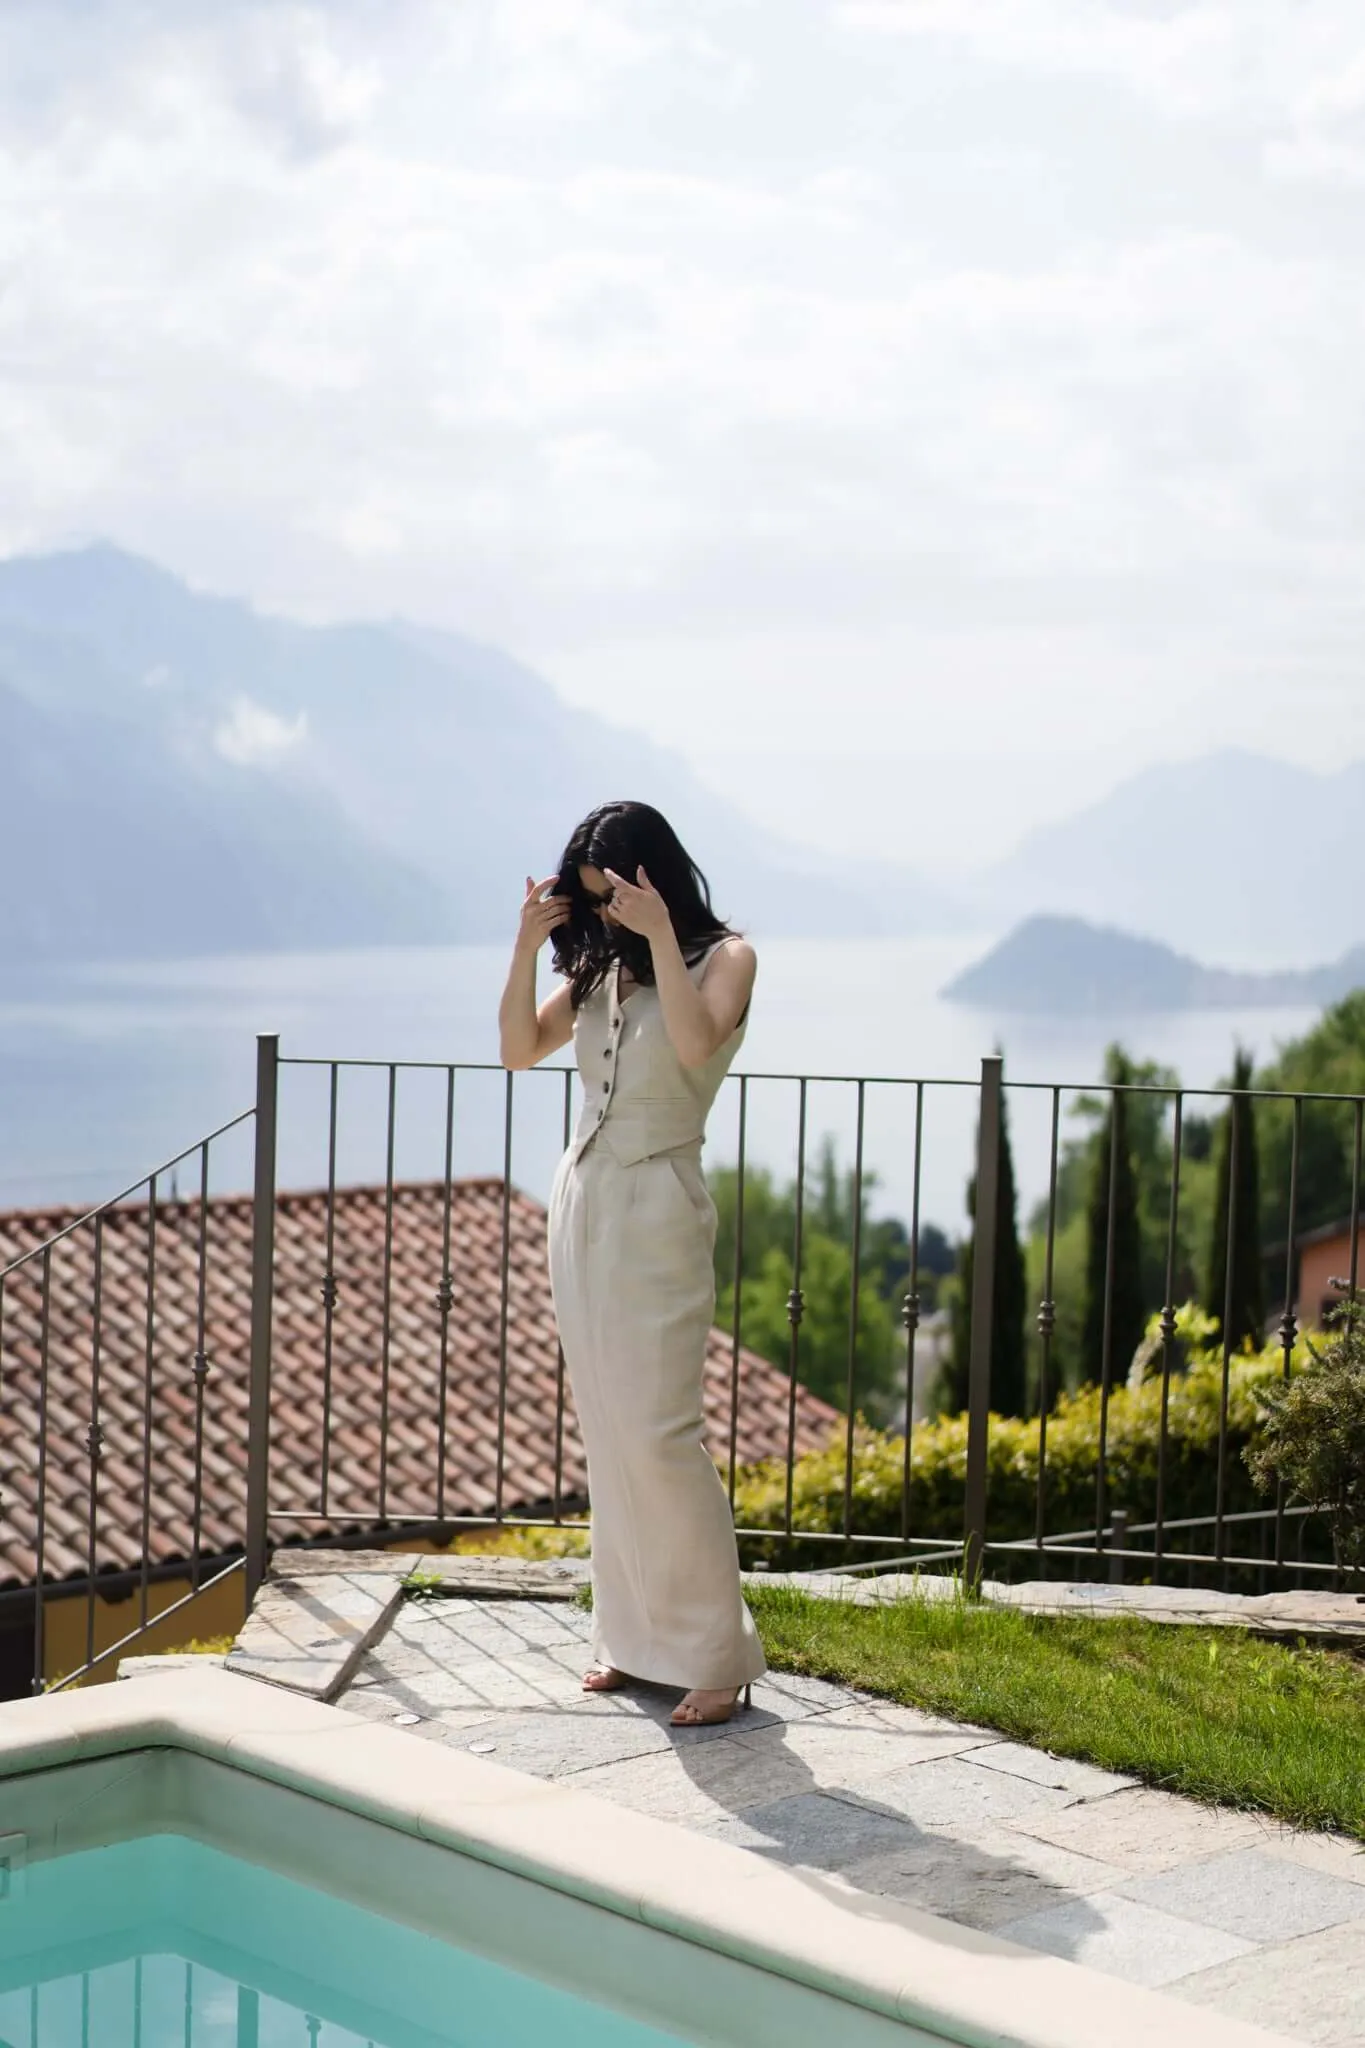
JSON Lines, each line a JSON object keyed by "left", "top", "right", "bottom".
{"left": 0, "top": 1179, "right": 839, "bottom": 1591}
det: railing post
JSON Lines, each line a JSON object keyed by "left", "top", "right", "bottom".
{"left": 245, "top": 1033, "right": 279, "bottom": 1605}
{"left": 964, "top": 1054, "right": 1003, "bottom": 1589}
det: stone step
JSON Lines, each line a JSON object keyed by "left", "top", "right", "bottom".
{"left": 226, "top": 1570, "right": 407, "bottom": 1701}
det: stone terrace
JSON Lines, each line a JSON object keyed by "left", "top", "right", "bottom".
{"left": 128, "top": 1553, "right": 1365, "bottom": 2048}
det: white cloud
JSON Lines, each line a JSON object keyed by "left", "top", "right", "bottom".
{"left": 834, "top": 1, "right": 1365, "bottom": 123}
{"left": 213, "top": 698, "right": 308, "bottom": 767}
{"left": 3, "top": 0, "right": 1365, "bottom": 861}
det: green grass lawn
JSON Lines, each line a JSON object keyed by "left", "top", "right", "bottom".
{"left": 745, "top": 1583, "right": 1365, "bottom": 1842}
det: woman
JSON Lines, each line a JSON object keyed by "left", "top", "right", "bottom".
{"left": 498, "top": 800, "right": 765, "bottom": 1727}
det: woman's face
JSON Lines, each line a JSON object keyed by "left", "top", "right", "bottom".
{"left": 577, "top": 864, "right": 614, "bottom": 917}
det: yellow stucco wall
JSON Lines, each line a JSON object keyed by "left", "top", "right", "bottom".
{"left": 44, "top": 1570, "right": 248, "bottom": 1688}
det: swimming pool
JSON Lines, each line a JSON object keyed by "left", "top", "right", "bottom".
{"left": 2, "top": 1833, "right": 684, "bottom": 2047}
{"left": 0, "top": 1670, "right": 1285, "bottom": 2048}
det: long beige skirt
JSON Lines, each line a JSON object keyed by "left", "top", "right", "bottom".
{"left": 547, "top": 1142, "right": 766, "bottom": 1690}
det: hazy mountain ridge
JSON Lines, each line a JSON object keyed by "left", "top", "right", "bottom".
{"left": 977, "top": 750, "right": 1365, "bottom": 964}
{"left": 0, "top": 604, "right": 457, "bottom": 961}
{"left": 945, "top": 915, "right": 1365, "bottom": 1014}
{"left": 0, "top": 545, "right": 958, "bottom": 963}
{"left": 6, "top": 544, "right": 1362, "bottom": 974}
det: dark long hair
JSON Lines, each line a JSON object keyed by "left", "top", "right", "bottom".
{"left": 549, "top": 801, "right": 734, "bottom": 1008}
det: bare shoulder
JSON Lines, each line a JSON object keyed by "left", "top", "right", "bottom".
{"left": 700, "top": 935, "right": 757, "bottom": 986}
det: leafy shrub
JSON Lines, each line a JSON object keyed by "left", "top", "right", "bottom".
{"left": 1246, "top": 1299, "right": 1365, "bottom": 1579}
{"left": 732, "top": 1306, "right": 1316, "bottom": 1575}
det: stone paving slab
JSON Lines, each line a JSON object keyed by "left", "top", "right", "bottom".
{"left": 224, "top": 1571, "right": 405, "bottom": 1700}
{"left": 838, "top": 1824, "right": 1130, "bottom": 1935}
{"left": 1116, "top": 1847, "right": 1365, "bottom": 1945}
{"left": 700, "top": 1788, "right": 929, "bottom": 1871}
{"left": 833, "top": 1752, "right": 1081, "bottom": 1833}
{"left": 269, "top": 1549, "right": 423, "bottom": 1577}
{"left": 752, "top": 1568, "right": 1365, "bottom": 1647}
{"left": 228, "top": 1558, "right": 1363, "bottom": 2040}
{"left": 1010, "top": 1784, "right": 1286, "bottom": 1876}
{"left": 572, "top": 1732, "right": 816, "bottom": 1825}
{"left": 1175, "top": 1915, "right": 1365, "bottom": 2046}
{"left": 966, "top": 1740, "right": 1137, "bottom": 1801}
{"left": 994, "top": 1890, "right": 1258, "bottom": 1989}
{"left": 278, "top": 1549, "right": 591, "bottom": 1598}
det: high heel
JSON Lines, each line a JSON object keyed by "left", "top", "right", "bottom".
{"left": 670, "top": 1682, "right": 753, "bottom": 1728}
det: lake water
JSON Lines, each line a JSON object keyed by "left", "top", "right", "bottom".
{"left": 0, "top": 937, "right": 1320, "bottom": 1243}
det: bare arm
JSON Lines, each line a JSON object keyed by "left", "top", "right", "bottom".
{"left": 499, "top": 876, "right": 576, "bottom": 1070}
{"left": 603, "top": 866, "right": 756, "bottom": 1070}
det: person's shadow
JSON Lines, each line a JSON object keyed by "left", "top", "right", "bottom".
{"left": 656, "top": 1673, "right": 1113, "bottom": 1965}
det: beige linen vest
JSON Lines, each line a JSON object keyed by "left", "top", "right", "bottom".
{"left": 566, "top": 944, "right": 746, "bottom": 1169}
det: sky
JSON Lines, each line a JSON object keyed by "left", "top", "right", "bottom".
{"left": 3, "top": 0, "right": 1365, "bottom": 868}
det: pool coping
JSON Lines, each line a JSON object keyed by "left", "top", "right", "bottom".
{"left": 0, "top": 1669, "right": 1293, "bottom": 2048}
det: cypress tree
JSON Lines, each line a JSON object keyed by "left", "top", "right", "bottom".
{"left": 942, "top": 1081, "right": 1029, "bottom": 1415}
{"left": 1081, "top": 1047, "right": 1147, "bottom": 1386}
{"left": 1203, "top": 1045, "right": 1265, "bottom": 1351}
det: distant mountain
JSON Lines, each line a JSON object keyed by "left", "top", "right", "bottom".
{"left": 0, "top": 545, "right": 958, "bottom": 963}
{"left": 975, "top": 751, "right": 1365, "bottom": 964}
{"left": 0, "top": 639, "right": 450, "bottom": 963}
{"left": 944, "top": 915, "right": 1365, "bottom": 1014}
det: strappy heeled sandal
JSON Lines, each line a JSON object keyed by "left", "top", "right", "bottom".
{"left": 670, "top": 1683, "right": 752, "bottom": 1728}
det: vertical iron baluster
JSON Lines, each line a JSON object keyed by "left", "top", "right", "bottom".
{"left": 85, "top": 1215, "right": 105, "bottom": 1669}
{"left": 134, "top": 1959, "right": 143, "bottom": 2048}
{"left": 1275, "top": 1097, "right": 1302, "bottom": 1568}
{"left": 900, "top": 1082, "right": 924, "bottom": 1545}
{"left": 435, "top": 1066, "right": 457, "bottom": 1525}
{"left": 1215, "top": 1099, "right": 1239, "bottom": 1566}
{"left": 236, "top": 1987, "right": 260, "bottom": 2048}
{"left": 964, "top": 1057, "right": 1003, "bottom": 1587}
{"left": 1153, "top": 1093, "right": 1183, "bottom": 1578}
{"left": 1348, "top": 1097, "right": 1362, "bottom": 1299}
{"left": 841, "top": 1083, "right": 867, "bottom": 1549}
{"left": 1034, "top": 1088, "right": 1062, "bottom": 1556}
{"left": 28, "top": 1985, "right": 38, "bottom": 2048}
{"left": 182, "top": 1960, "right": 193, "bottom": 2048}
{"left": 726, "top": 1076, "right": 749, "bottom": 1508}
{"left": 493, "top": 1070, "right": 515, "bottom": 1522}
{"left": 0, "top": 1276, "right": 5, "bottom": 1587}
{"left": 378, "top": 1066, "right": 397, "bottom": 1523}
{"left": 190, "top": 1142, "right": 211, "bottom": 1591}
{"left": 33, "top": 1247, "right": 52, "bottom": 1694}
{"left": 319, "top": 1063, "right": 340, "bottom": 1518}
{"left": 1095, "top": 1089, "right": 1121, "bottom": 1556}
{"left": 82, "top": 1973, "right": 91, "bottom": 2048}
{"left": 140, "top": 1176, "right": 158, "bottom": 1630}
{"left": 784, "top": 1080, "right": 809, "bottom": 1536}
{"left": 552, "top": 1068, "right": 573, "bottom": 1520}
{"left": 246, "top": 1035, "right": 280, "bottom": 1604}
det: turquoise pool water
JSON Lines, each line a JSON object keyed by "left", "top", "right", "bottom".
{"left": 0, "top": 1835, "right": 686, "bottom": 2047}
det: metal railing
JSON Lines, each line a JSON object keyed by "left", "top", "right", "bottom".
{"left": 0, "top": 1106, "right": 257, "bottom": 1695}
{"left": 3, "top": 1035, "right": 1361, "bottom": 1697}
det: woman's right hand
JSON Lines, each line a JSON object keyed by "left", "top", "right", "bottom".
{"left": 516, "top": 874, "right": 570, "bottom": 955}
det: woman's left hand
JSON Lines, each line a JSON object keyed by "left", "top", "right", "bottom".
{"left": 602, "top": 866, "right": 672, "bottom": 945}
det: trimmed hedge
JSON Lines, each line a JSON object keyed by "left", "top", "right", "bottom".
{"left": 732, "top": 1307, "right": 1318, "bottom": 1575}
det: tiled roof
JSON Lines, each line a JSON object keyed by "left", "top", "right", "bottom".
{"left": 0, "top": 1180, "right": 840, "bottom": 1592}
